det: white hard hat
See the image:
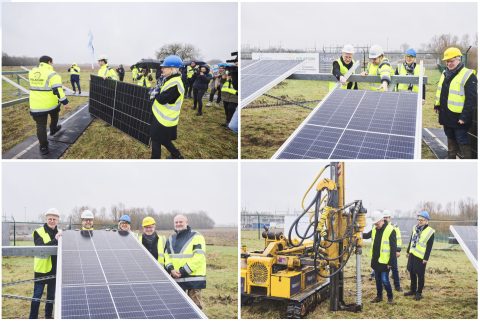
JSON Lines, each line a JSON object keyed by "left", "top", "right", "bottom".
{"left": 369, "top": 45, "right": 384, "bottom": 59}
{"left": 342, "top": 44, "right": 355, "bottom": 54}
{"left": 97, "top": 54, "right": 108, "bottom": 61}
{"left": 44, "top": 208, "right": 60, "bottom": 218}
{"left": 81, "top": 210, "right": 94, "bottom": 219}
{"left": 371, "top": 210, "right": 385, "bottom": 224}
{"left": 382, "top": 209, "right": 392, "bottom": 218}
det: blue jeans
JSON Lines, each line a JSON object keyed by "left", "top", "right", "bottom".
{"left": 389, "top": 259, "right": 401, "bottom": 288}
{"left": 29, "top": 279, "right": 55, "bottom": 319}
{"left": 444, "top": 125, "right": 469, "bottom": 145}
{"left": 374, "top": 270, "right": 393, "bottom": 299}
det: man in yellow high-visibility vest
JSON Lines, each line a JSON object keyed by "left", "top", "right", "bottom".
{"left": 29, "top": 208, "right": 62, "bottom": 319}
{"left": 383, "top": 209, "right": 403, "bottom": 292}
{"left": 361, "top": 44, "right": 394, "bottom": 91}
{"left": 404, "top": 211, "right": 435, "bottom": 301}
{"left": 328, "top": 44, "right": 358, "bottom": 91}
{"left": 362, "top": 210, "right": 397, "bottom": 304}
{"left": 165, "top": 214, "right": 206, "bottom": 309}
{"left": 139, "top": 216, "right": 166, "bottom": 266}
{"left": 434, "top": 47, "right": 477, "bottom": 159}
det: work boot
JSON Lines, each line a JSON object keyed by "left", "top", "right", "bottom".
{"left": 447, "top": 138, "right": 459, "bottom": 159}
{"left": 395, "top": 286, "right": 403, "bottom": 292}
{"left": 370, "top": 297, "right": 382, "bottom": 303}
{"left": 414, "top": 293, "right": 423, "bottom": 301}
{"left": 387, "top": 297, "right": 394, "bottom": 304}
{"left": 196, "top": 112, "right": 203, "bottom": 116}
{"left": 50, "top": 125, "right": 62, "bottom": 136}
{"left": 167, "top": 152, "right": 184, "bottom": 159}
{"left": 459, "top": 144, "right": 472, "bottom": 159}
{"left": 404, "top": 291, "right": 415, "bottom": 296}
{"left": 40, "top": 145, "right": 49, "bottom": 155}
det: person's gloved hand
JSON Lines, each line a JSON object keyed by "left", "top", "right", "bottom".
{"left": 339, "top": 76, "right": 347, "bottom": 85}
{"left": 360, "top": 71, "right": 368, "bottom": 76}
{"left": 149, "top": 86, "right": 160, "bottom": 100}
{"left": 378, "top": 82, "right": 388, "bottom": 91}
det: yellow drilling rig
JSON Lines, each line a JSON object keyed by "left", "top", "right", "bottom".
{"left": 241, "top": 162, "right": 368, "bottom": 318}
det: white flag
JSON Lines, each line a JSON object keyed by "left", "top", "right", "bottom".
{"left": 87, "top": 30, "right": 95, "bottom": 69}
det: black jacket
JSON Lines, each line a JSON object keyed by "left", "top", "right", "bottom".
{"left": 363, "top": 222, "right": 397, "bottom": 272}
{"left": 193, "top": 72, "right": 212, "bottom": 91}
{"left": 33, "top": 224, "right": 58, "bottom": 279}
{"left": 435, "top": 66, "right": 477, "bottom": 128}
{"left": 141, "top": 233, "right": 162, "bottom": 261}
{"left": 332, "top": 57, "right": 358, "bottom": 90}
{"left": 406, "top": 225, "right": 434, "bottom": 274}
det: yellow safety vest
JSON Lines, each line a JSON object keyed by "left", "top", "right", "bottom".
{"left": 409, "top": 226, "right": 435, "bottom": 260}
{"left": 69, "top": 65, "right": 80, "bottom": 76}
{"left": 397, "top": 63, "right": 421, "bottom": 92}
{"left": 132, "top": 67, "right": 139, "bottom": 81}
{"left": 187, "top": 66, "right": 195, "bottom": 79}
{"left": 98, "top": 64, "right": 119, "bottom": 80}
{"left": 394, "top": 225, "right": 402, "bottom": 248}
{"left": 152, "top": 74, "right": 185, "bottom": 127}
{"left": 165, "top": 231, "right": 206, "bottom": 283}
{"left": 221, "top": 80, "right": 237, "bottom": 95}
{"left": 29, "top": 62, "right": 67, "bottom": 113}
{"left": 367, "top": 57, "right": 394, "bottom": 90}
{"left": 370, "top": 223, "right": 394, "bottom": 264}
{"left": 435, "top": 67, "right": 474, "bottom": 113}
{"left": 328, "top": 57, "right": 356, "bottom": 91}
{"left": 137, "top": 74, "right": 152, "bottom": 88}
{"left": 33, "top": 227, "right": 53, "bottom": 274}
{"left": 139, "top": 234, "right": 165, "bottom": 266}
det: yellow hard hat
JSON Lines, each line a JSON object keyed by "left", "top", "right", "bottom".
{"left": 142, "top": 216, "right": 156, "bottom": 227}
{"left": 443, "top": 47, "right": 462, "bottom": 61}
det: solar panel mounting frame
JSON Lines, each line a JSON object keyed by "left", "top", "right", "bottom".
{"left": 54, "top": 230, "right": 207, "bottom": 319}
{"left": 449, "top": 225, "right": 478, "bottom": 271}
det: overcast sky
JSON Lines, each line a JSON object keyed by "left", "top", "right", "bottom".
{"left": 242, "top": 2, "right": 477, "bottom": 50}
{"left": 241, "top": 162, "right": 477, "bottom": 216}
{"left": 2, "top": 162, "right": 238, "bottom": 225}
{"left": 2, "top": 2, "right": 237, "bottom": 64}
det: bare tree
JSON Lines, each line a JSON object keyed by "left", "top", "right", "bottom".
{"left": 155, "top": 43, "right": 201, "bottom": 61}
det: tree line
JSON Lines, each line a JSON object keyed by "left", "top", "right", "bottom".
{"left": 2, "top": 52, "right": 38, "bottom": 66}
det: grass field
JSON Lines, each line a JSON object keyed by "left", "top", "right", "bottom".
{"left": 241, "top": 230, "right": 477, "bottom": 319}
{"left": 2, "top": 66, "right": 237, "bottom": 159}
{"left": 2, "top": 228, "right": 238, "bottom": 319}
{"left": 241, "top": 69, "right": 443, "bottom": 159}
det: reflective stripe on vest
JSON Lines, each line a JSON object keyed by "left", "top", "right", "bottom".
{"left": 221, "top": 80, "right": 237, "bottom": 95}
{"left": 409, "top": 226, "right": 435, "bottom": 260}
{"left": 166, "top": 231, "right": 206, "bottom": 278}
{"left": 175, "top": 276, "right": 206, "bottom": 283}
{"left": 33, "top": 227, "right": 53, "bottom": 273}
{"left": 435, "top": 67, "right": 473, "bottom": 113}
{"left": 328, "top": 58, "right": 356, "bottom": 91}
{"left": 397, "top": 63, "right": 421, "bottom": 92}
{"left": 29, "top": 63, "right": 63, "bottom": 112}
{"left": 370, "top": 223, "right": 394, "bottom": 264}
{"left": 139, "top": 234, "right": 165, "bottom": 265}
{"left": 152, "top": 75, "right": 185, "bottom": 127}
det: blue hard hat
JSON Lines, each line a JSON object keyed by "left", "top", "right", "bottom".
{"left": 418, "top": 211, "right": 430, "bottom": 221}
{"left": 119, "top": 214, "right": 131, "bottom": 223}
{"left": 405, "top": 48, "right": 417, "bottom": 57}
{"left": 161, "top": 55, "right": 183, "bottom": 68}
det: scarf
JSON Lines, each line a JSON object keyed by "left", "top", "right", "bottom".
{"left": 411, "top": 225, "right": 426, "bottom": 248}
{"left": 403, "top": 62, "right": 415, "bottom": 74}
{"left": 444, "top": 62, "right": 465, "bottom": 81}
{"left": 143, "top": 233, "right": 157, "bottom": 246}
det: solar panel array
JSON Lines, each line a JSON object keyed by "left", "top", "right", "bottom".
{"left": 57, "top": 230, "right": 206, "bottom": 319}
{"left": 89, "top": 75, "right": 152, "bottom": 145}
{"left": 450, "top": 225, "right": 478, "bottom": 270}
{"left": 274, "top": 89, "right": 419, "bottom": 159}
{"left": 241, "top": 59, "right": 304, "bottom": 107}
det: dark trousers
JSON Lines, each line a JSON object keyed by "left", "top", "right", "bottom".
{"left": 193, "top": 89, "right": 206, "bottom": 113}
{"left": 70, "top": 75, "right": 81, "bottom": 93}
{"left": 389, "top": 258, "right": 401, "bottom": 288}
{"left": 374, "top": 270, "right": 393, "bottom": 299}
{"left": 223, "top": 101, "right": 238, "bottom": 124}
{"left": 444, "top": 125, "right": 470, "bottom": 145}
{"left": 409, "top": 270, "right": 425, "bottom": 294}
{"left": 29, "top": 279, "right": 55, "bottom": 319}
{"left": 186, "top": 79, "right": 195, "bottom": 98}
{"left": 119, "top": 74, "right": 124, "bottom": 82}
{"left": 209, "top": 87, "right": 221, "bottom": 103}
{"left": 32, "top": 109, "right": 59, "bottom": 148}
{"left": 151, "top": 140, "right": 180, "bottom": 159}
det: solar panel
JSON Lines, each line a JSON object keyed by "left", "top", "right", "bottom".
{"left": 89, "top": 75, "right": 152, "bottom": 145}
{"left": 56, "top": 230, "right": 206, "bottom": 319}
{"left": 241, "top": 59, "right": 304, "bottom": 108}
{"left": 450, "top": 225, "right": 478, "bottom": 271}
{"left": 273, "top": 89, "right": 421, "bottom": 159}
